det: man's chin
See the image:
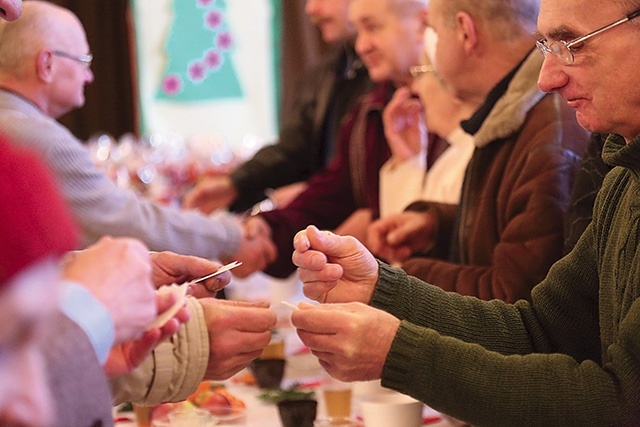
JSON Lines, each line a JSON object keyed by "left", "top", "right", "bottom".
{"left": 367, "top": 67, "right": 391, "bottom": 84}
{"left": 575, "top": 111, "right": 603, "bottom": 135}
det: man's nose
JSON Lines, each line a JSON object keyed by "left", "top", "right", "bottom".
{"left": 85, "top": 67, "right": 95, "bottom": 84}
{"left": 537, "top": 54, "right": 569, "bottom": 93}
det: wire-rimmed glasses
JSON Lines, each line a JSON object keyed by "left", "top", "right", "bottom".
{"left": 536, "top": 8, "right": 640, "bottom": 65}
{"left": 52, "top": 50, "right": 93, "bottom": 68}
{"left": 409, "top": 64, "right": 435, "bottom": 77}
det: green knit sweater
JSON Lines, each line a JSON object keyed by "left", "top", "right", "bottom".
{"left": 372, "top": 134, "right": 640, "bottom": 426}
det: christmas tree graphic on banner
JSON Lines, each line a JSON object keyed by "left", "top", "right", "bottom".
{"left": 157, "top": 0, "right": 242, "bottom": 101}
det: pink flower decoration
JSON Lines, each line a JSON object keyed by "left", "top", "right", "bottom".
{"left": 187, "top": 61, "right": 206, "bottom": 82}
{"left": 217, "top": 32, "right": 233, "bottom": 50}
{"left": 196, "top": 0, "right": 214, "bottom": 7}
{"left": 204, "top": 49, "right": 222, "bottom": 69}
{"left": 162, "top": 74, "right": 182, "bottom": 95}
{"left": 205, "top": 10, "right": 223, "bottom": 29}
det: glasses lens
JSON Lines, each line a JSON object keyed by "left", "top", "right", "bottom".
{"left": 549, "top": 41, "right": 574, "bottom": 64}
{"left": 535, "top": 40, "right": 548, "bottom": 57}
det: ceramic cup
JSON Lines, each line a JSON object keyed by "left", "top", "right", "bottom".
{"left": 360, "top": 393, "right": 423, "bottom": 427}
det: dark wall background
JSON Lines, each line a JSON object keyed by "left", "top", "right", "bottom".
{"left": 45, "top": 0, "right": 326, "bottom": 141}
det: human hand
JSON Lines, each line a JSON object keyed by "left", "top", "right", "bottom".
{"left": 227, "top": 216, "right": 277, "bottom": 277}
{"left": 150, "top": 251, "right": 231, "bottom": 298}
{"left": 269, "top": 181, "right": 308, "bottom": 209}
{"left": 199, "top": 298, "right": 277, "bottom": 380}
{"left": 367, "top": 211, "right": 438, "bottom": 263}
{"left": 292, "top": 225, "right": 378, "bottom": 304}
{"left": 291, "top": 302, "right": 400, "bottom": 382}
{"left": 382, "top": 87, "right": 427, "bottom": 164}
{"left": 103, "top": 291, "right": 190, "bottom": 378}
{"left": 333, "top": 208, "right": 372, "bottom": 245}
{"left": 62, "top": 236, "right": 156, "bottom": 344}
{"left": 183, "top": 174, "right": 237, "bottom": 214}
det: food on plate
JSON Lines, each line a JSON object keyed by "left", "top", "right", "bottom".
{"left": 190, "top": 383, "right": 246, "bottom": 416}
{"left": 149, "top": 382, "right": 246, "bottom": 422}
{"left": 231, "top": 369, "right": 256, "bottom": 386}
{"left": 149, "top": 400, "right": 196, "bottom": 421}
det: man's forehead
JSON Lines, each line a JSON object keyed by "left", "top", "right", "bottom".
{"left": 538, "top": 0, "right": 622, "bottom": 38}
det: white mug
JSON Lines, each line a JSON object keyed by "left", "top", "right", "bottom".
{"left": 360, "top": 393, "right": 423, "bottom": 427}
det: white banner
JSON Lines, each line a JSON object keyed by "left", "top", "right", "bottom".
{"left": 130, "top": 0, "right": 280, "bottom": 149}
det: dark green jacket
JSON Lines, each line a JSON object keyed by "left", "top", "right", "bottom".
{"left": 374, "top": 134, "right": 640, "bottom": 426}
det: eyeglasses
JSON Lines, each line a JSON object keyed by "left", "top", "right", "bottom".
{"left": 536, "top": 8, "right": 640, "bottom": 65}
{"left": 52, "top": 50, "right": 93, "bottom": 68}
{"left": 409, "top": 64, "right": 435, "bottom": 77}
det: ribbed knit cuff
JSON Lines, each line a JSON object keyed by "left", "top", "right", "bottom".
{"left": 381, "top": 321, "right": 428, "bottom": 392}
{"left": 371, "top": 261, "right": 404, "bottom": 309}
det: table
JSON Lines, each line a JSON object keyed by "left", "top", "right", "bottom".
{"left": 115, "top": 326, "right": 457, "bottom": 426}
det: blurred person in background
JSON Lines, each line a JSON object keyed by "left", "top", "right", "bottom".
{"left": 235, "top": 0, "right": 434, "bottom": 278}
{"left": 183, "top": 0, "right": 372, "bottom": 214}
{"left": 366, "top": 0, "right": 588, "bottom": 303}
{"left": 0, "top": 0, "right": 275, "bottom": 278}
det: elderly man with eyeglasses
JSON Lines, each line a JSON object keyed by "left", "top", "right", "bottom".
{"left": 282, "top": 0, "right": 640, "bottom": 425}
{"left": 0, "top": 1, "right": 277, "bottom": 279}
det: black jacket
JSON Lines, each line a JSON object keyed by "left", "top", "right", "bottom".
{"left": 230, "top": 43, "right": 372, "bottom": 211}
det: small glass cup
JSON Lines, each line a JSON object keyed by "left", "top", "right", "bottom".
{"left": 322, "top": 378, "right": 352, "bottom": 418}
{"left": 314, "top": 417, "right": 363, "bottom": 426}
{"left": 133, "top": 404, "right": 152, "bottom": 427}
{"left": 169, "top": 409, "right": 215, "bottom": 426}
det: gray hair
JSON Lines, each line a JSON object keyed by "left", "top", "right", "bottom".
{"left": 439, "top": 0, "right": 540, "bottom": 41}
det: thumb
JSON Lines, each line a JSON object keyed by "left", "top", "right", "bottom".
{"left": 306, "top": 225, "right": 354, "bottom": 258}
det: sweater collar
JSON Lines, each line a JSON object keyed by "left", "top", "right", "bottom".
{"left": 603, "top": 134, "right": 640, "bottom": 178}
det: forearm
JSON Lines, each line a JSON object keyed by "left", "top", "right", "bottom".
{"left": 382, "top": 321, "right": 629, "bottom": 427}
{"left": 46, "top": 141, "right": 243, "bottom": 260}
{"left": 372, "top": 262, "right": 539, "bottom": 354}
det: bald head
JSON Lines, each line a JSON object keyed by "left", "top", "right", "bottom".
{"left": 0, "top": 1, "right": 84, "bottom": 77}
{"left": 0, "top": 1, "right": 92, "bottom": 118}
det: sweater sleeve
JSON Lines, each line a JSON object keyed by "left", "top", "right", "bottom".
{"left": 111, "top": 298, "right": 209, "bottom": 405}
{"left": 42, "top": 128, "right": 242, "bottom": 260}
{"left": 371, "top": 229, "right": 638, "bottom": 426}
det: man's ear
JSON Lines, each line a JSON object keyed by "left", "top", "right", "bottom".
{"left": 454, "top": 11, "right": 478, "bottom": 54}
{"left": 35, "top": 50, "right": 54, "bottom": 82}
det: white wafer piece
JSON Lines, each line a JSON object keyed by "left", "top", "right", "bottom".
{"left": 147, "top": 282, "right": 189, "bottom": 330}
{"left": 281, "top": 300, "right": 300, "bottom": 311}
{"left": 190, "top": 260, "right": 242, "bottom": 284}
